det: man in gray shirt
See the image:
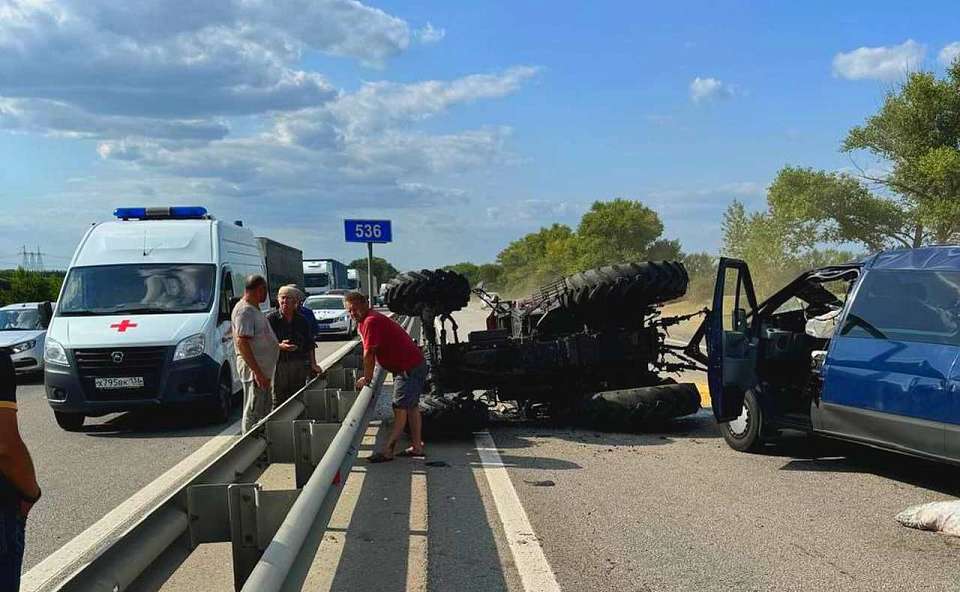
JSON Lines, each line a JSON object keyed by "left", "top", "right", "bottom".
{"left": 232, "top": 274, "right": 280, "bottom": 433}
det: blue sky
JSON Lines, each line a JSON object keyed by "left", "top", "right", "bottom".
{"left": 1, "top": 0, "right": 959, "bottom": 270}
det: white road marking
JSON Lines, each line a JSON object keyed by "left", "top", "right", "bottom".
{"left": 21, "top": 419, "right": 241, "bottom": 592}
{"left": 475, "top": 431, "right": 562, "bottom": 592}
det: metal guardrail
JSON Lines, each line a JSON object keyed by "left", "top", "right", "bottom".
{"left": 43, "top": 314, "right": 416, "bottom": 592}
{"left": 243, "top": 315, "right": 423, "bottom": 591}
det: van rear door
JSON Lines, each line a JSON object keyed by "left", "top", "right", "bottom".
{"left": 708, "top": 258, "right": 760, "bottom": 422}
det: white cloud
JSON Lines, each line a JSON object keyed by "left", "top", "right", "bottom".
{"left": 939, "top": 42, "right": 960, "bottom": 66}
{"left": 92, "top": 69, "right": 536, "bottom": 209}
{"left": 0, "top": 1, "right": 540, "bottom": 269}
{"left": 0, "top": 0, "right": 409, "bottom": 125}
{"left": 416, "top": 22, "right": 446, "bottom": 44}
{"left": 689, "top": 77, "right": 735, "bottom": 103}
{"left": 832, "top": 40, "right": 925, "bottom": 81}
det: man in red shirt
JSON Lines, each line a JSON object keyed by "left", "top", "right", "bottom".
{"left": 345, "top": 292, "right": 427, "bottom": 462}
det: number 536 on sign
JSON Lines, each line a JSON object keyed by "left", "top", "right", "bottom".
{"left": 344, "top": 219, "right": 392, "bottom": 244}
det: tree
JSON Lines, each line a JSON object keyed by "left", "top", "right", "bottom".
{"left": 720, "top": 200, "right": 855, "bottom": 299}
{"left": 0, "top": 268, "right": 63, "bottom": 306}
{"left": 496, "top": 223, "right": 578, "bottom": 291}
{"left": 348, "top": 257, "right": 399, "bottom": 283}
{"left": 443, "top": 262, "right": 480, "bottom": 287}
{"left": 767, "top": 63, "right": 960, "bottom": 252}
{"left": 576, "top": 199, "right": 666, "bottom": 268}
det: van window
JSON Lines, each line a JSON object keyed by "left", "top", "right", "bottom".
{"left": 220, "top": 270, "right": 234, "bottom": 318}
{"left": 839, "top": 270, "right": 960, "bottom": 346}
{"left": 59, "top": 264, "right": 216, "bottom": 316}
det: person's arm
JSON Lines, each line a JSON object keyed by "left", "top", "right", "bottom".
{"left": 236, "top": 336, "right": 270, "bottom": 390}
{"left": 356, "top": 345, "right": 377, "bottom": 390}
{"left": 0, "top": 410, "right": 40, "bottom": 516}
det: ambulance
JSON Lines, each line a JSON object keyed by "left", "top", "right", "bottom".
{"left": 44, "top": 207, "right": 265, "bottom": 431}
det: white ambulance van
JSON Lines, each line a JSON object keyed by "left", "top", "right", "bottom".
{"left": 44, "top": 207, "right": 265, "bottom": 431}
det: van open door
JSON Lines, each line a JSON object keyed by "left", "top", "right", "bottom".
{"left": 708, "top": 257, "right": 759, "bottom": 422}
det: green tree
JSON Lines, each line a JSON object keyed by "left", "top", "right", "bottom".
{"left": 720, "top": 200, "right": 855, "bottom": 299}
{"left": 0, "top": 268, "right": 63, "bottom": 306}
{"left": 767, "top": 63, "right": 960, "bottom": 252}
{"left": 496, "top": 223, "right": 578, "bottom": 292}
{"left": 348, "top": 257, "right": 399, "bottom": 283}
{"left": 576, "top": 199, "right": 666, "bottom": 268}
{"left": 443, "top": 262, "right": 480, "bottom": 286}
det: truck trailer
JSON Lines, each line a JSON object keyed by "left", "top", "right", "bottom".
{"left": 256, "top": 237, "right": 304, "bottom": 304}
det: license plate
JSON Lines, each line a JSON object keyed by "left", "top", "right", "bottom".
{"left": 95, "top": 377, "right": 145, "bottom": 389}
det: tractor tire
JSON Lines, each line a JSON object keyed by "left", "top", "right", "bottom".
{"left": 384, "top": 269, "right": 471, "bottom": 316}
{"left": 418, "top": 394, "right": 489, "bottom": 440}
{"left": 577, "top": 382, "right": 701, "bottom": 432}
{"left": 559, "top": 261, "right": 688, "bottom": 327}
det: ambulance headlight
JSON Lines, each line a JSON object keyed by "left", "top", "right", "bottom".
{"left": 173, "top": 334, "right": 205, "bottom": 361}
{"left": 44, "top": 338, "right": 69, "bottom": 366}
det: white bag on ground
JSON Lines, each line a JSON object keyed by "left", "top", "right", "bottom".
{"left": 896, "top": 500, "right": 960, "bottom": 536}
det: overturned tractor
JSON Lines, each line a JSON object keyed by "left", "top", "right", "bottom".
{"left": 383, "top": 263, "right": 708, "bottom": 436}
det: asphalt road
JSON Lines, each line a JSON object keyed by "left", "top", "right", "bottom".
{"left": 17, "top": 337, "right": 352, "bottom": 570}
{"left": 471, "top": 304, "right": 960, "bottom": 591}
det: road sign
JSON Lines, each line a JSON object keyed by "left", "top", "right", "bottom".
{"left": 344, "top": 219, "right": 392, "bottom": 244}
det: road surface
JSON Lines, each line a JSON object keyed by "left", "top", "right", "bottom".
{"left": 18, "top": 337, "right": 352, "bottom": 570}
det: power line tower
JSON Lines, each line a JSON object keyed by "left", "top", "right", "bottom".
{"left": 19, "top": 245, "right": 44, "bottom": 272}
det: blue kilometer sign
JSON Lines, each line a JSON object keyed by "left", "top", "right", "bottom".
{"left": 344, "top": 219, "right": 392, "bottom": 243}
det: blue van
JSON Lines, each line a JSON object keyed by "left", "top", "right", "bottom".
{"left": 704, "top": 246, "right": 960, "bottom": 462}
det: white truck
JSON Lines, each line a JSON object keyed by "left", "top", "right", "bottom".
{"left": 44, "top": 206, "right": 266, "bottom": 431}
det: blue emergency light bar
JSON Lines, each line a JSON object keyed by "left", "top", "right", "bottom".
{"left": 113, "top": 206, "right": 209, "bottom": 220}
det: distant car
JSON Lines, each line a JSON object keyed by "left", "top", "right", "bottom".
{"left": 305, "top": 295, "right": 357, "bottom": 338}
{"left": 325, "top": 289, "right": 351, "bottom": 296}
{"left": 0, "top": 301, "right": 53, "bottom": 375}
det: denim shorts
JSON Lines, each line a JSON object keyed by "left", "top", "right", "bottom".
{"left": 0, "top": 504, "right": 25, "bottom": 592}
{"left": 393, "top": 362, "right": 427, "bottom": 409}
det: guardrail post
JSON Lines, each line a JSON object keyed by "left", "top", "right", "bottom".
{"left": 340, "top": 353, "right": 362, "bottom": 369}
{"left": 229, "top": 483, "right": 262, "bottom": 590}
{"left": 187, "top": 483, "right": 230, "bottom": 547}
{"left": 325, "top": 367, "right": 359, "bottom": 389}
{"left": 292, "top": 420, "right": 340, "bottom": 488}
{"left": 293, "top": 420, "right": 313, "bottom": 488}
{"left": 337, "top": 389, "right": 360, "bottom": 421}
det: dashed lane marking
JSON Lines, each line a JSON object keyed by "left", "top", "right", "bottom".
{"left": 475, "top": 431, "right": 562, "bottom": 592}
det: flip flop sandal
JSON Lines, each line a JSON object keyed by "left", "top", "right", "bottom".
{"left": 368, "top": 452, "right": 394, "bottom": 463}
{"left": 397, "top": 448, "right": 426, "bottom": 458}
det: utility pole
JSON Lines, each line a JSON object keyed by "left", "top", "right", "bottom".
{"left": 367, "top": 242, "right": 374, "bottom": 301}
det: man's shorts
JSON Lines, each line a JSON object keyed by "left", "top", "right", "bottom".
{"left": 393, "top": 362, "right": 427, "bottom": 409}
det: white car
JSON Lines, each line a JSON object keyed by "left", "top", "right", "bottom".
{"left": 305, "top": 295, "right": 357, "bottom": 338}
{"left": 0, "top": 302, "right": 52, "bottom": 375}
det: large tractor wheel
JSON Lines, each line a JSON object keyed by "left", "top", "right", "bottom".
{"left": 577, "top": 382, "right": 701, "bottom": 432}
{"left": 384, "top": 269, "right": 471, "bottom": 316}
{"left": 559, "top": 261, "right": 688, "bottom": 327}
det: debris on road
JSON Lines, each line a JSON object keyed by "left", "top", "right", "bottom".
{"left": 896, "top": 500, "right": 960, "bottom": 537}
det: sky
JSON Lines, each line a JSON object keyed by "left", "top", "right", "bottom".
{"left": 1, "top": 0, "right": 959, "bottom": 270}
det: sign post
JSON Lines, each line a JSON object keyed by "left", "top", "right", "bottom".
{"left": 344, "top": 219, "right": 393, "bottom": 302}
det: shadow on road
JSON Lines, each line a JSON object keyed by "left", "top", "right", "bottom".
{"left": 486, "top": 408, "right": 720, "bottom": 450}
{"left": 80, "top": 406, "right": 240, "bottom": 438}
{"left": 775, "top": 432, "right": 960, "bottom": 497}
{"left": 326, "top": 426, "right": 515, "bottom": 592}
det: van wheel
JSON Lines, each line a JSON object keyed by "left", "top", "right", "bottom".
{"left": 720, "top": 389, "right": 765, "bottom": 452}
{"left": 54, "top": 411, "right": 85, "bottom": 432}
{"left": 207, "top": 370, "right": 233, "bottom": 424}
